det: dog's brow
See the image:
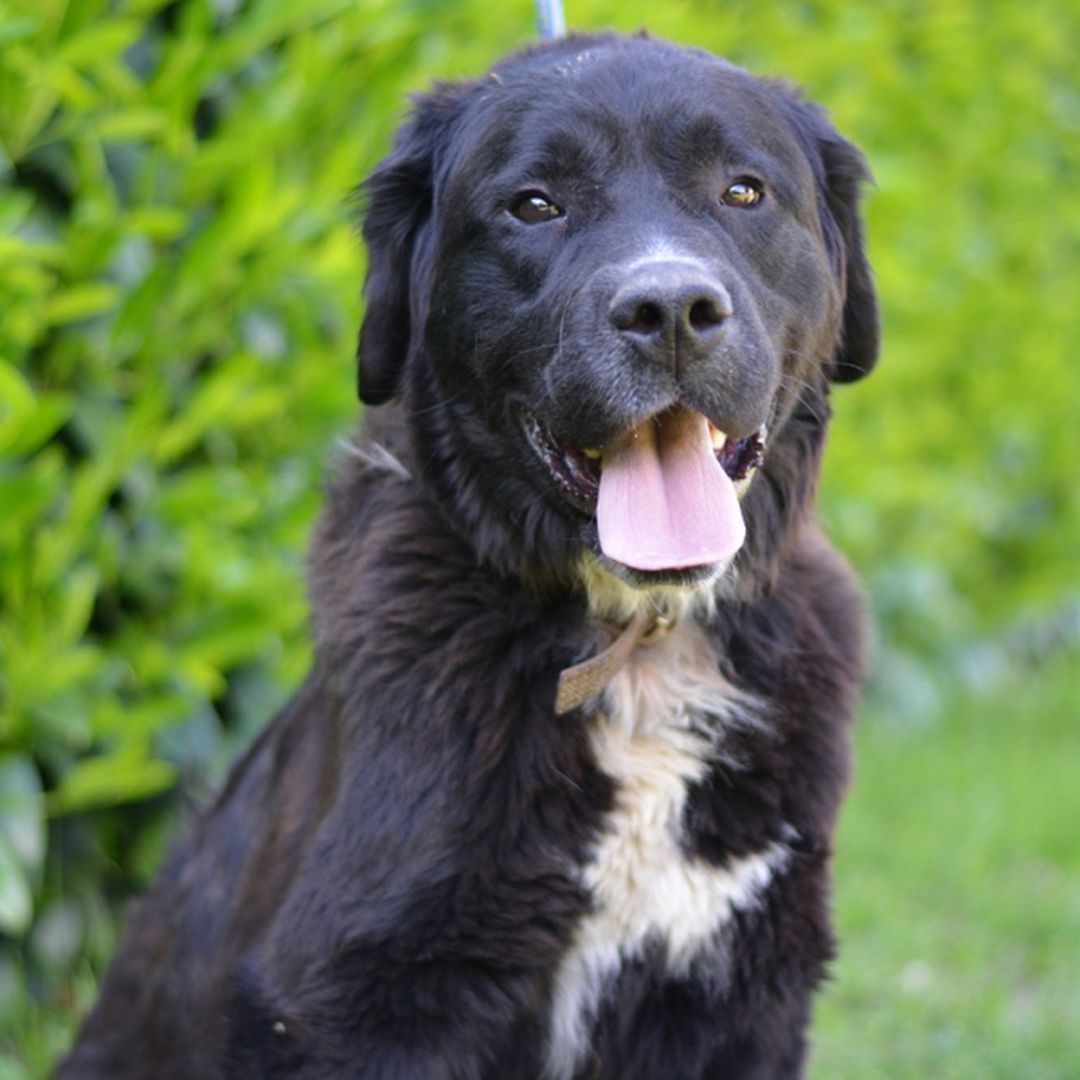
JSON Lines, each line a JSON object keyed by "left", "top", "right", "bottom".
{"left": 516, "top": 121, "right": 624, "bottom": 182}
{"left": 655, "top": 112, "right": 785, "bottom": 175}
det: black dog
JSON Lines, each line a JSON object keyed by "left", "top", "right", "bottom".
{"left": 58, "top": 31, "right": 878, "bottom": 1079}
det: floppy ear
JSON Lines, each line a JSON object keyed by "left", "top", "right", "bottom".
{"left": 778, "top": 93, "right": 880, "bottom": 383}
{"left": 357, "top": 82, "right": 474, "bottom": 405}
{"left": 819, "top": 128, "right": 880, "bottom": 382}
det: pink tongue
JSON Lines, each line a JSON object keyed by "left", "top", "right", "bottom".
{"left": 596, "top": 409, "right": 746, "bottom": 571}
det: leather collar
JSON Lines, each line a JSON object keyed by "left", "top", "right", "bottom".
{"left": 554, "top": 609, "right": 675, "bottom": 715}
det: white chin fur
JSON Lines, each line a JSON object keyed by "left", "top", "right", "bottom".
{"left": 576, "top": 550, "right": 738, "bottom": 626}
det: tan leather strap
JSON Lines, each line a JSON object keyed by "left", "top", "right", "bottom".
{"left": 554, "top": 610, "right": 674, "bottom": 715}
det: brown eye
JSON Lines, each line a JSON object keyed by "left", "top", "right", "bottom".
{"left": 722, "top": 178, "right": 764, "bottom": 208}
{"left": 510, "top": 191, "right": 564, "bottom": 224}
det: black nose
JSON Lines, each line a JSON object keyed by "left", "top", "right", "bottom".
{"left": 610, "top": 263, "right": 733, "bottom": 370}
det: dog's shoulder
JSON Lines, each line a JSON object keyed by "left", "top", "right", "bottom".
{"left": 734, "top": 523, "right": 867, "bottom": 716}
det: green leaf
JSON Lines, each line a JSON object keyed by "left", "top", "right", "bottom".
{"left": 0, "top": 833, "right": 32, "bottom": 936}
{"left": 42, "top": 282, "right": 119, "bottom": 324}
{"left": 96, "top": 108, "right": 168, "bottom": 142}
{"left": 56, "top": 565, "right": 99, "bottom": 647}
{"left": 55, "top": 19, "right": 143, "bottom": 67}
{"left": 0, "top": 456, "right": 63, "bottom": 537}
{"left": 126, "top": 206, "right": 187, "bottom": 241}
{"left": 0, "top": 16, "right": 44, "bottom": 49}
{"left": 49, "top": 745, "right": 175, "bottom": 816}
{"left": 0, "top": 360, "right": 35, "bottom": 416}
{"left": 0, "top": 392, "right": 71, "bottom": 456}
{"left": 0, "top": 755, "right": 45, "bottom": 878}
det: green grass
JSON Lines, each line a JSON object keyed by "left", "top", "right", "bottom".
{"left": 812, "top": 648, "right": 1080, "bottom": 1079}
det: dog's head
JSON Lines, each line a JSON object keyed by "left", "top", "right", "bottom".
{"left": 357, "top": 33, "right": 878, "bottom": 598}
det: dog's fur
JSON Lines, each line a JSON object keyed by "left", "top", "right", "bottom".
{"left": 58, "top": 32, "right": 878, "bottom": 1080}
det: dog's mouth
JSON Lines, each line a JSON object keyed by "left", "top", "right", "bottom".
{"left": 520, "top": 406, "right": 766, "bottom": 575}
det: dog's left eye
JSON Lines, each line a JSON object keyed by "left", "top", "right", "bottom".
{"left": 721, "top": 178, "right": 765, "bottom": 208}
{"left": 510, "top": 191, "right": 564, "bottom": 224}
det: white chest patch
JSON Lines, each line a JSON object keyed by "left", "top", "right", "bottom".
{"left": 544, "top": 622, "right": 791, "bottom": 1079}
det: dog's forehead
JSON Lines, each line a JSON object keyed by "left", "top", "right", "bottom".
{"left": 462, "top": 41, "right": 802, "bottom": 179}
{"left": 490, "top": 36, "right": 733, "bottom": 85}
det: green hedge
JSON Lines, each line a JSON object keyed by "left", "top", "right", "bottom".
{"left": 1, "top": 0, "right": 1077, "bottom": 1074}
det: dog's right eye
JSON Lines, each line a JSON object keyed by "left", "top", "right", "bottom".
{"left": 510, "top": 192, "right": 564, "bottom": 224}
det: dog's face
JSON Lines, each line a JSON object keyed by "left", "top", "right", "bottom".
{"left": 358, "top": 34, "right": 878, "bottom": 593}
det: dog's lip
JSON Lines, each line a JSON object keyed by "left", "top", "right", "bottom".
{"left": 517, "top": 406, "right": 767, "bottom": 516}
{"left": 519, "top": 410, "right": 602, "bottom": 514}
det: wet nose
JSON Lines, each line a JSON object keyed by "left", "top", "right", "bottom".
{"left": 609, "top": 263, "right": 733, "bottom": 370}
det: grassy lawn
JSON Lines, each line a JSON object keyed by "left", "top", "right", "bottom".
{"left": 811, "top": 648, "right": 1080, "bottom": 1079}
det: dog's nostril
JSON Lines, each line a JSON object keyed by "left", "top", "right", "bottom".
{"left": 627, "top": 301, "right": 663, "bottom": 336}
{"left": 611, "top": 296, "right": 667, "bottom": 336}
{"left": 688, "top": 297, "right": 727, "bottom": 333}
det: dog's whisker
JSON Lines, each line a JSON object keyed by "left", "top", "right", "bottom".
{"left": 409, "top": 392, "right": 466, "bottom": 418}
{"left": 554, "top": 768, "right": 584, "bottom": 792}
{"left": 338, "top": 438, "right": 412, "bottom": 481}
{"left": 777, "top": 372, "right": 832, "bottom": 427}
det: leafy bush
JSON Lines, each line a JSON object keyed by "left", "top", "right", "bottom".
{"left": 1, "top": 0, "right": 1076, "bottom": 1074}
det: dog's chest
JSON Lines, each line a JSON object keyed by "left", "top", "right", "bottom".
{"left": 545, "top": 624, "right": 787, "bottom": 1078}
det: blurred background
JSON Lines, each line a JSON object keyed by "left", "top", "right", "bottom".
{"left": 0, "top": 0, "right": 1077, "bottom": 1076}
